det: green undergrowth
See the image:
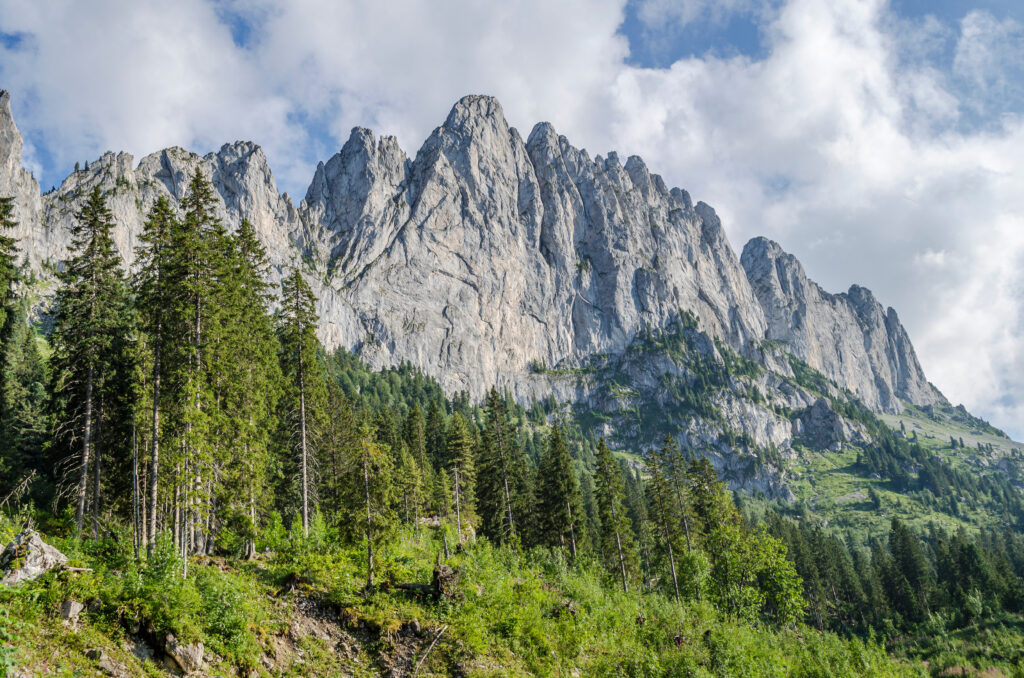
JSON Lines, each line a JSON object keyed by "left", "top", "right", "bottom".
{"left": 0, "top": 523, "right": 929, "bottom": 677}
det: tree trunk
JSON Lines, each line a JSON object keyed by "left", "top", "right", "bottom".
{"left": 665, "top": 537, "right": 680, "bottom": 603}
{"left": 566, "top": 501, "right": 577, "bottom": 559}
{"left": 75, "top": 363, "right": 95, "bottom": 536}
{"left": 92, "top": 396, "right": 103, "bottom": 539}
{"left": 493, "top": 424, "right": 516, "bottom": 539}
{"left": 298, "top": 329, "right": 309, "bottom": 538}
{"left": 611, "top": 501, "right": 629, "bottom": 593}
{"left": 172, "top": 472, "right": 180, "bottom": 551}
{"left": 655, "top": 490, "right": 681, "bottom": 603}
{"left": 147, "top": 327, "right": 161, "bottom": 555}
{"left": 247, "top": 486, "right": 257, "bottom": 560}
{"left": 363, "top": 453, "right": 374, "bottom": 589}
{"left": 132, "top": 414, "right": 140, "bottom": 557}
{"left": 454, "top": 467, "right": 463, "bottom": 545}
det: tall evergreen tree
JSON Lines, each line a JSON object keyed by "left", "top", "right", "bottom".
{"left": 278, "top": 267, "right": 326, "bottom": 537}
{"left": 646, "top": 444, "right": 682, "bottom": 602}
{"left": 163, "top": 169, "right": 231, "bottom": 567}
{"left": 345, "top": 422, "right": 394, "bottom": 589}
{"left": 134, "top": 196, "right": 176, "bottom": 551}
{"left": 0, "top": 291, "right": 46, "bottom": 493}
{"left": 50, "top": 187, "right": 133, "bottom": 535}
{"left": 424, "top": 399, "right": 447, "bottom": 469}
{"left": 594, "top": 438, "right": 636, "bottom": 592}
{"left": 534, "top": 422, "right": 583, "bottom": 556}
{"left": 0, "top": 198, "right": 45, "bottom": 493}
{"left": 447, "top": 412, "right": 477, "bottom": 543}
{"left": 218, "top": 219, "right": 282, "bottom": 557}
{"left": 477, "top": 388, "right": 517, "bottom": 543}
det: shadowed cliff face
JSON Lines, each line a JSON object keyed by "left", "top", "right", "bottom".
{"left": 0, "top": 90, "right": 943, "bottom": 414}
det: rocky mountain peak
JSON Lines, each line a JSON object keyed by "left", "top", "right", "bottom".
{"left": 443, "top": 94, "right": 508, "bottom": 137}
{"left": 2, "top": 89, "right": 947, "bottom": 418}
{"left": 741, "top": 235, "right": 944, "bottom": 412}
{"left": 0, "top": 89, "right": 25, "bottom": 196}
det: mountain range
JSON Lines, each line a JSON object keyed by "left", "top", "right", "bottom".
{"left": 0, "top": 88, "right": 969, "bottom": 496}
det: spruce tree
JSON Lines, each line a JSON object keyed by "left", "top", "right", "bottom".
{"left": 134, "top": 196, "right": 176, "bottom": 551}
{"left": 162, "top": 169, "right": 228, "bottom": 565}
{"left": 424, "top": 399, "right": 447, "bottom": 469}
{"left": 278, "top": 267, "right": 326, "bottom": 537}
{"left": 477, "top": 388, "right": 517, "bottom": 542}
{"left": 646, "top": 444, "right": 682, "bottom": 601}
{"left": 50, "top": 187, "right": 133, "bottom": 535}
{"left": 218, "top": 219, "right": 282, "bottom": 556}
{"left": 348, "top": 421, "right": 394, "bottom": 589}
{"left": 447, "top": 412, "right": 477, "bottom": 543}
{"left": 534, "top": 422, "right": 583, "bottom": 556}
{"left": 0, "top": 295, "right": 46, "bottom": 493}
{"left": 594, "top": 438, "right": 636, "bottom": 592}
{"left": 0, "top": 198, "right": 45, "bottom": 492}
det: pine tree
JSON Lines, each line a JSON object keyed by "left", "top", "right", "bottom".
{"left": 477, "top": 388, "right": 517, "bottom": 543}
{"left": 218, "top": 219, "right": 283, "bottom": 557}
{"left": 278, "top": 267, "right": 326, "bottom": 537}
{"left": 50, "top": 187, "right": 133, "bottom": 536}
{"left": 594, "top": 438, "right": 636, "bottom": 592}
{"left": 646, "top": 444, "right": 682, "bottom": 601}
{"left": 348, "top": 421, "right": 394, "bottom": 589}
{"left": 424, "top": 399, "right": 447, "bottom": 470}
{"left": 534, "top": 422, "right": 583, "bottom": 557}
{"left": 134, "top": 196, "right": 176, "bottom": 551}
{"left": 447, "top": 412, "right": 477, "bottom": 543}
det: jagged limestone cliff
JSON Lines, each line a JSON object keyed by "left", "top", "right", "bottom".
{"left": 0, "top": 89, "right": 955, "bottom": 494}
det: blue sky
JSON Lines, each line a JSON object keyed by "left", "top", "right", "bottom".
{"left": 1, "top": 0, "right": 1023, "bottom": 438}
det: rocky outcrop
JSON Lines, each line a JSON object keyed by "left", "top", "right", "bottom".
{"left": 0, "top": 529, "right": 68, "bottom": 585}
{"left": 165, "top": 634, "right": 205, "bottom": 675}
{"left": 793, "top": 398, "right": 870, "bottom": 451}
{"left": 0, "top": 91, "right": 43, "bottom": 263}
{"left": 741, "top": 237, "right": 945, "bottom": 413}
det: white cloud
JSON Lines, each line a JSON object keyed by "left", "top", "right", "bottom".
{"left": 1, "top": 0, "right": 1023, "bottom": 437}
{"left": 953, "top": 10, "right": 1024, "bottom": 117}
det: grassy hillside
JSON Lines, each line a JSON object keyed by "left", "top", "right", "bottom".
{"left": 0, "top": 519, "right": 925, "bottom": 677}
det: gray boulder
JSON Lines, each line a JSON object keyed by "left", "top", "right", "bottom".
{"left": 0, "top": 530, "right": 68, "bottom": 585}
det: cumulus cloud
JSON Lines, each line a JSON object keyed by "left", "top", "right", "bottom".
{"left": 1, "top": 0, "right": 1022, "bottom": 436}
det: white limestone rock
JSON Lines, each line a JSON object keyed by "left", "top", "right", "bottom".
{"left": 741, "top": 236, "right": 946, "bottom": 413}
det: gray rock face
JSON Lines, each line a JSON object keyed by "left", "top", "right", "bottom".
{"left": 0, "top": 529, "right": 68, "bottom": 585}
{"left": 741, "top": 237, "right": 945, "bottom": 413}
{"left": 0, "top": 91, "right": 43, "bottom": 259}
{"left": 310, "top": 95, "right": 767, "bottom": 397}
{"left": 165, "top": 634, "right": 205, "bottom": 674}
{"left": 0, "top": 90, "right": 944, "bottom": 417}
{"left": 793, "top": 398, "right": 870, "bottom": 451}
